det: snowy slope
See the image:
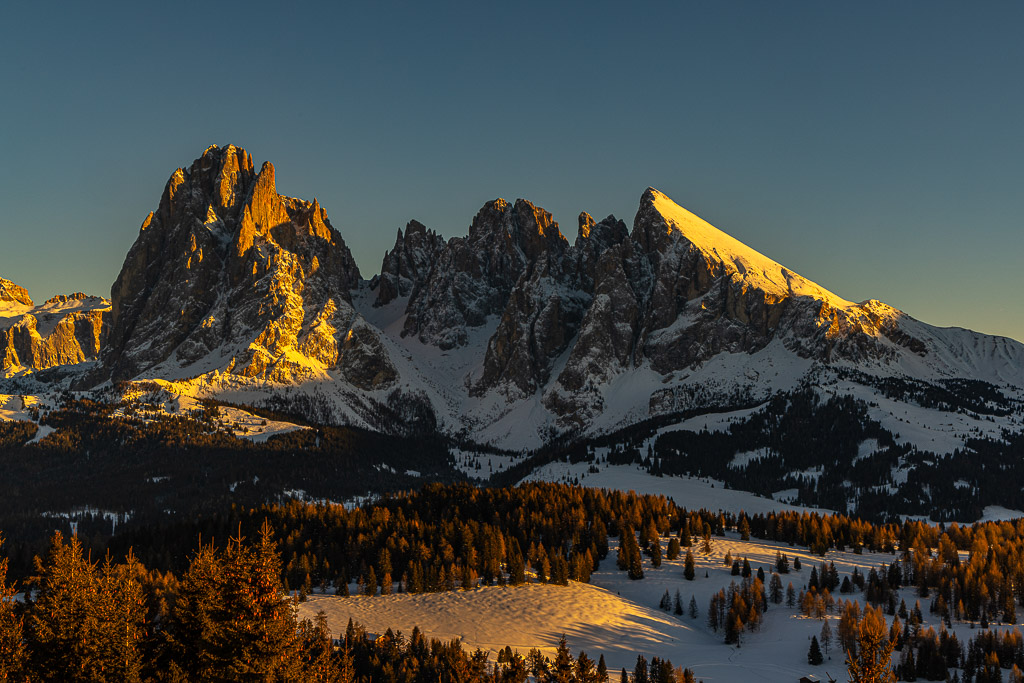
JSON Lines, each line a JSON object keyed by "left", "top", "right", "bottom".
{"left": 299, "top": 532, "right": 986, "bottom": 681}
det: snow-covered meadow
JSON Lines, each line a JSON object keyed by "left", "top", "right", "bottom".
{"left": 299, "top": 531, "right": 996, "bottom": 681}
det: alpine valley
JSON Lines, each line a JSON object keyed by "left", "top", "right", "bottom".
{"left": 2, "top": 144, "right": 1023, "bottom": 540}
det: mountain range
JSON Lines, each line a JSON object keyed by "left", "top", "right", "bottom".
{"left": 3, "top": 144, "right": 1022, "bottom": 461}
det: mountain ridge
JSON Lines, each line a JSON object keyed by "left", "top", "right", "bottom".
{"left": 0, "top": 145, "right": 1021, "bottom": 458}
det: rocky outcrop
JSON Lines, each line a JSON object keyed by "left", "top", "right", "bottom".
{"left": 374, "top": 220, "right": 445, "bottom": 307}
{"left": 401, "top": 198, "right": 565, "bottom": 349}
{"left": 1, "top": 289, "right": 110, "bottom": 375}
{"left": 104, "top": 144, "right": 395, "bottom": 388}
{"left": 472, "top": 212, "right": 630, "bottom": 399}
{"left": 0, "top": 279, "right": 33, "bottom": 307}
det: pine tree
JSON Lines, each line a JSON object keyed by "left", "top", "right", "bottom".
{"left": 597, "top": 654, "right": 608, "bottom": 683}
{"left": 576, "top": 650, "right": 598, "bottom": 683}
{"left": 689, "top": 595, "right": 699, "bottom": 619}
{"left": 619, "top": 528, "right": 644, "bottom": 580}
{"left": 808, "top": 635, "right": 823, "bottom": 665}
{"left": 0, "top": 535, "right": 26, "bottom": 682}
{"left": 26, "top": 532, "right": 103, "bottom": 682}
{"left": 221, "top": 520, "right": 303, "bottom": 681}
{"left": 684, "top": 550, "right": 695, "bottom": 581}
{"left": 769, "top": 573, "right": 783, "bottom": 604}
{"left": 363, "top": 566, "right": 377, "bottom": 596}
{"left": 739, "top": 515, "right": 751, "bottom": 541}
{"left": 551, "top": 636, "right": 575, "bottom": 682}
{"left": 674, "top": 590, "right": 684, "bottom": 615}
{"left": 299, "top": 610, "right": 350, "bottom": 683}
{"left": 94, "top": 552, "right": 146, "bottom": 682}
{"left": 633, "top": 654, "right": 649, "bottom": 683}
{"left": 164, "top": 541, "right": 227, "bottom": 681}
{"left": 667, "top": 538, "right": 681, "bottom": 561}
{"left": 700, "top": 528, "right": 713, "bottom": 555}
{"left": 680, "top": 518, "right": 692, "bottom": 546}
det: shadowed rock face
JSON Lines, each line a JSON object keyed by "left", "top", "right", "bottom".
{"left": 104, "top": 145, "right": 394, "bottom": 388}
{"left": 375, "top": 220, "right": 445, "bottom": 307}
{"left": 401, "top": 198, "right": 570, "bottom": 350}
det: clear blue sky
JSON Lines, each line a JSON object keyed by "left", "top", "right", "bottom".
{"left": 1, "top": 1, "right": 1022, "bottom": 341}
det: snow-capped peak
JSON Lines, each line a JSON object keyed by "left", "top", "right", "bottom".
{"left": 643, "top": 187, "right": 853, "bottom": 309}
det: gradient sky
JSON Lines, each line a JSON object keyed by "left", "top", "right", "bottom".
{"left": 1, "top": 1, "right": 1022, "bottom": 341}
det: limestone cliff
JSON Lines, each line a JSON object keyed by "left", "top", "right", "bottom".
{"left": 104, "top": 144, "right": 395, "bottom": 388}
{"left": 0, "top": 285, "right": 109, "bottom": 375}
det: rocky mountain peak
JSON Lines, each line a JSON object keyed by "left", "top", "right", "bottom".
{"left": 375, "top": 220, "right": 445, "bottom": 307}
{"left": 402, "top": 197, "right": 571, "bottom": 349}
{"left": 0, "top": 278, "right": 33, "bottom": 307}
{"left": 104, "top": 145, "right": 370, "bottom": 383}
{"left": 513, "top": 199, "right": 567, "bottom": 261}
{"left": 1, "top": 283, "right": 109, "bottom": 377}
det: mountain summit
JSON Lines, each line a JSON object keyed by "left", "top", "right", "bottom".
{"left": 104, "top": 145, "right": 393, "bottom": 389}
{"left": 3, "top": 146, "right": 1022, "bottom": 454}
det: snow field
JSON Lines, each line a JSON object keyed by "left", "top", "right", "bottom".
{"left": 300, "top": 531, "right": 1010, "bottom": 682}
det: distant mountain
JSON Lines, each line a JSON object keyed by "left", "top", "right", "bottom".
{"left": 1, "top": 278, "right": 108, "bottom": 378}
{"left": 3, "top": 146, "right": 1022, "bottom": 459}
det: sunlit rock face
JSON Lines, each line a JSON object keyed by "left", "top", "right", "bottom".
{"left": 0, "top": 285, "right": 110, "bottom": 375}
{"left": 105, "top": 145, "right": 394, "bottom": 388}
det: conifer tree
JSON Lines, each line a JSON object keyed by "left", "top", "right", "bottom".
{"left": 689, "top": 595, "right": 699, "bottom": 619}
{"left": 769, "top": 573, "right": 783, "bottom": 604}
{"left": 26, "top": 532, "right": 102, "bottom": 682}
{"left": 221, "top": 520, "right": 303, "bottom": 681}
{"left": 95, "top": 553, "right": 146, "bottom": 682}
{"left": 163, "top": 541, "right": 227, "bottom": 681}
{"left": 846, "top": 604, "right": 895, "bottom": 683}
{"left": 820, "top": 619, "right": 833, "bottom": 655}
{"left": 575, "top": 650, "right": 598, "bottom": 683}
{"left": 684, "top": 550, "right": 695, "bottom": 581}
{"left": 680, "top": 518, "right": 692, "bottom": 547}
{"left": 299, "top": 611, "right": 350, "bottom": 683}
{"left": 0, "top": 535, "right": 25, "bottom": 682}
{"left": 650, "top": 540, "right": 662, "bottom": 568}
{"left": 808, "top": 635, "right": 823, "bottom": 665}
{"left": 700, "top": 528, "right": 713, "bottom": 555}
{"left": 633, "top": 654, "right": 649, "bottom": 683}
{"left": 739, "top": 514, "right": 751, "bottom": 541}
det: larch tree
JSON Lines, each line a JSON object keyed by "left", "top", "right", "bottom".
{"left": 846, "top": 604, "right": 896, "bottom": 683}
